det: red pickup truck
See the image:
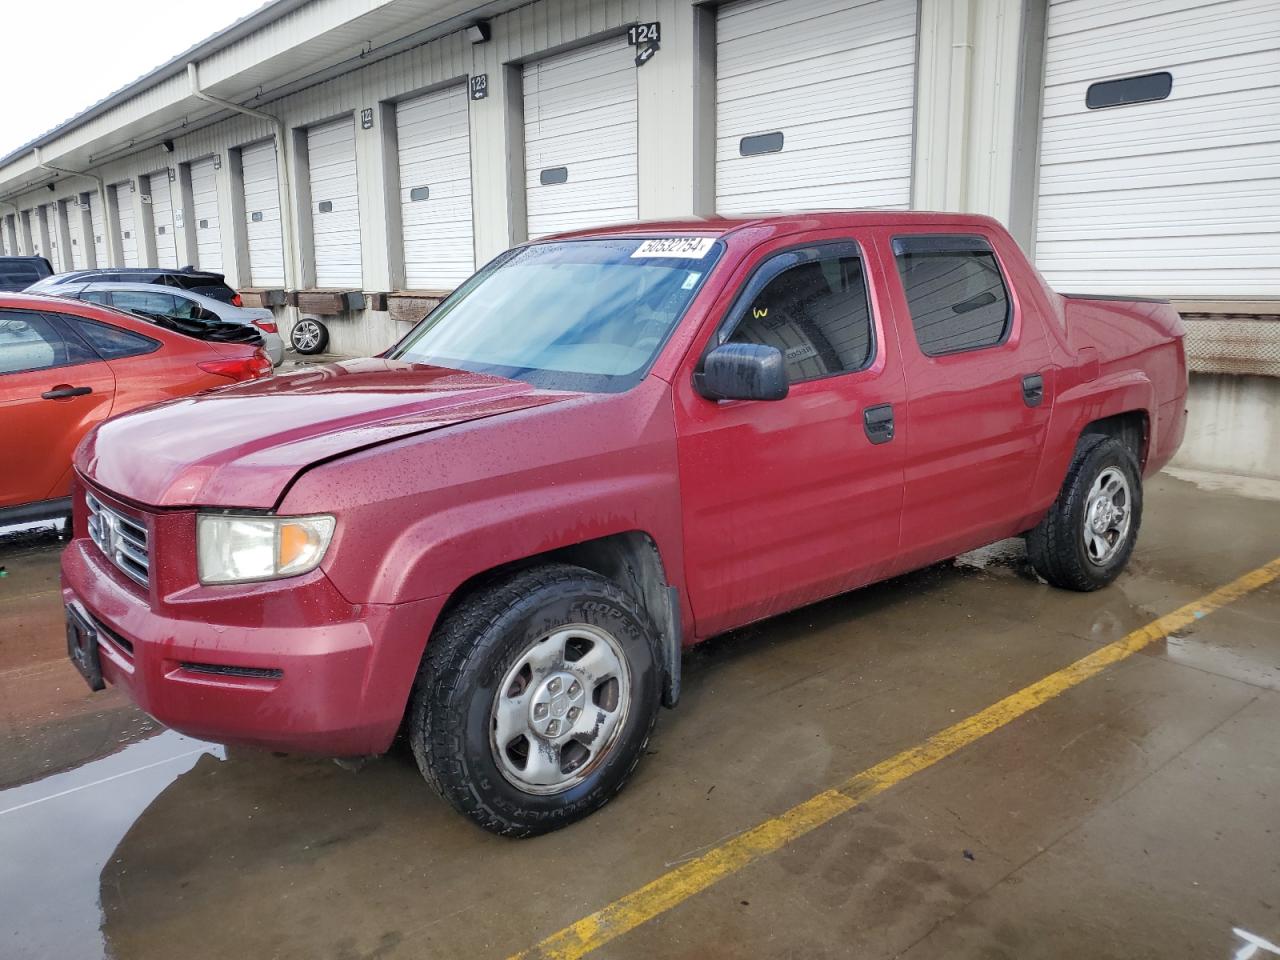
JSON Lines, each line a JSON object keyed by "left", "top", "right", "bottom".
{"left": 62, "top": 212, "right": 1186, "bottom": 836}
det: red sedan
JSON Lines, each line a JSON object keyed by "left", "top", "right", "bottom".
{"left": 0, "top": 291, "right": 272, "bottom": 523}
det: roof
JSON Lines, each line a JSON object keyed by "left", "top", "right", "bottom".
{"left": 540, "top": 210, "right": 1007, "bottom": 242}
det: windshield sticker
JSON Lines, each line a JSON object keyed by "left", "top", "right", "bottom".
{"left": 631, "top": 237, "right": 716, "bottom": 259}
{"left": 681, "top": 271, "right": 702, "bottom": 290}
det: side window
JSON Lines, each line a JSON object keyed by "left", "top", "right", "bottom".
{"left": 893, "top": 236, "right": 1011, "bottom": 356}
{"left": 71, "top": 317, "right": 159, "bottom": 360}
{"left": 727, "top": 246, "right": 873, "bottom": 384}
{"left": 170, "top": 295, "right": 200, "bottom": 320}
{"left": 0, "top": 310, "right": 97, "bottom": 375}
{"left": 111, "top": 290, "right": 177, "bottom": 317}
{"left": 78, "top": 290, "right": 111, "bottom": 305}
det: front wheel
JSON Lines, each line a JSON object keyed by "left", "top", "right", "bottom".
{"left": 409, "top": 564, "right": 662, "bottom": 837}
{"left": 1027, "top": 435, "right": 1143, "bottom": 591}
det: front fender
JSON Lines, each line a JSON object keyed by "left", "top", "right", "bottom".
{"left": 368, "top": 473, "right": 686, "bottom": 606}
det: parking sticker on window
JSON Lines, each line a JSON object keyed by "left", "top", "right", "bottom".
{"left": 681, "top": 272, "right": 702, "bottom": 290}
{"left": 631, "top": 238, "right": 716, "bottom": 259}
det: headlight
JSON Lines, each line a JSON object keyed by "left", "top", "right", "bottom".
{"left": 196, "top": 514, "right": 336, "bottom": 584}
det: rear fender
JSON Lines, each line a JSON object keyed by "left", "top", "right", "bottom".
{"left": 1033, "top": 370, "right": 1155, "bottom": 508}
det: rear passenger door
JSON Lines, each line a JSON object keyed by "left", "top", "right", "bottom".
{"left": 884, "top": 232, "right": 1052, "bottom": 570}
{"left": 676, "top": 239, "right": 907, "bottom": 636}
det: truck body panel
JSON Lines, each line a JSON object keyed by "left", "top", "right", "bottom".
{"left": 61, "top": 211, "right": 1187, "bottom": 755}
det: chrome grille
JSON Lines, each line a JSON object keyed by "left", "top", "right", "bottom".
{"left": 86, "top": 492, "right": 150, "bottom": 588}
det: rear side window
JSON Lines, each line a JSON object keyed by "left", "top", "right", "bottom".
{"left": 893, "top": 236, "right": 1011, "bottom": 356}
{"left": 0, "top": 310, "right": 97, "bottom": 374}
{"left": 78, "top": 290, "right": 111, "bottom": 305}
{"left": 111, "top": 290, "right": 178, "bottom": 316}
{"left": 727, "top": 246, "right": 873, "bottom": 384}
{"left": 71, "top": 317, "right": 160, "bottom": 359}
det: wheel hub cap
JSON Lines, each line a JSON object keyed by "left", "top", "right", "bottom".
{"left": 489, "top": 623, "right": 632, "bottom": 795}
{"left": 1082, "top": 466, "right": 1132, "bottom": 565}
{"left": 529, "top": 672, "right": 585, "bottom": 741}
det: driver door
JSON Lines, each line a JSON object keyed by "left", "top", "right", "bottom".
{"left": 674, "top": 239, "right": 907, "bottom": 637}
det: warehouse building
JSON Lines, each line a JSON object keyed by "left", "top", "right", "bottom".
{"left": 1, "top": 0, "right": 1277, "bottom": 474}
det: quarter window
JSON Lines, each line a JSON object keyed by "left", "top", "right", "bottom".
{"left": 727, "top": 246, "right": 873, "bottom": 384}
{"left": 893, "top": 236, "right": 1011, "bottom": 356}
{"left": 71, "top": 317, "right": 159, "bottom": 359}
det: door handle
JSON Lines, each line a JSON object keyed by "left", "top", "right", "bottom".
{"left": 1021, "top": 373, "right": 1044, "bottom": 408}
{"left": 41, "top": 385, "right": 93, "bottom": 400}
{"left": 863, "top": 403, "right": 895, "bottom": 445}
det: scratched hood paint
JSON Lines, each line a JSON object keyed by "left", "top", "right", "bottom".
{"left": 77, "top": 358, "right": 575, "bottom": 509}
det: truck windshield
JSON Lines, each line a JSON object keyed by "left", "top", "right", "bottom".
{"left": 388, "top": 237, "right": 723, "bottom": 392}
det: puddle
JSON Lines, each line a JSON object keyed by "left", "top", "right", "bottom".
{"left": 0, "top": 730, "right": 223, "bottom": 960}
{"left": 1163, "top": 632, "right": 1280, "bottom": 692}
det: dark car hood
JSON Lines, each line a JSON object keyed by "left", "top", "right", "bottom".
{"left": 77, "top": 358, "right": 577, "bottom": 509}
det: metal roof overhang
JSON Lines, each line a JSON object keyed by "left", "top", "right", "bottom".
{"left": 0, "top": 0, "right": 523, "bottom": 200}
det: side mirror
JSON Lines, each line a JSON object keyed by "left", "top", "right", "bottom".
{"left": 696, "top": 342, "right": 789, "bottom": 402}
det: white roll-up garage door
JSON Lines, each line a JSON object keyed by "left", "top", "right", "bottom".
{"left": 1036, "top": 0, "right": 1280, "bottom": 297}
{"left": 88, "top": 192, "right": 107, "bottom": 268}
{"left": 147, "top": 171, "right": 178, "bottom": 268}
{"left": 65, "top": 199, "right": 87, "bottom": 270}
{"left": 113, "top": 182, "right": 139, "bottom": 267}
{"left": 240, "top": 140, "right": 286, "bottom": 288}
{"left": 397, "top": 86, "right": 474, "bottom": 289}
{"left": 715, "top": 0, "right": 918, "bottom": 215}
{"left": 523, "top": 36, "right": 638, "bottom": 239}
{"left": 189, "top": 157, "right": 223, "bottom": 273}
{"left": 307, "top": 117, "right": 361, "bottom": 288}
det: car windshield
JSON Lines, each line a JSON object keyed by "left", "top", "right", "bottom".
{"left": 388, "top": 237, "right": 723, "bottom": 392}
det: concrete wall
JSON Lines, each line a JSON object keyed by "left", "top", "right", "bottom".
{"left": 1172, "top": 374, "right": 1280, "bottom": 481}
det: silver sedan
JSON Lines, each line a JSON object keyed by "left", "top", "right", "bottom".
{"left": 44, "top": 281, "right": 286, "bottom": 365}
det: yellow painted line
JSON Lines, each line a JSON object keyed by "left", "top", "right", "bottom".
{"left": 513, "top": 557, "right": 1280, "bottom": 960}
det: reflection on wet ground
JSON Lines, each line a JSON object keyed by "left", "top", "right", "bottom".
{"left": 1, "top": 474, "right": 1277, "bottom": 960}
{"left": 0, "top": 732, "right": 223, "bottom": 960}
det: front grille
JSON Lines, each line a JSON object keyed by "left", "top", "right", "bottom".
{"left": 86, "top": 492, "right": 150, "bottom": 588}
{"left": 84, "top": 606, "right": 135, "bottom": 656}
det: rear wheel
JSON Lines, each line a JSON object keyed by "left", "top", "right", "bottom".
{"left": 290, "top": 317, "right": 329, "bottom": 355}
{"left": 409, "top": 564, "right": 662, "bottom": 837}
{"left": 1027, "top": 435, "right": 1143, "bottom": 591}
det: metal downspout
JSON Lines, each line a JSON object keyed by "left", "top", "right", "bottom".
{"left": 187, "top": 61, "right": 297, "bottom": 292}
{"left": 32, "top": 147, "right": 117, "bottom": 268}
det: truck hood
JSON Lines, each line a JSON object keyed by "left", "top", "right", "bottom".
{"left": 77, "top": 358, "right": 577, "bottom": 509}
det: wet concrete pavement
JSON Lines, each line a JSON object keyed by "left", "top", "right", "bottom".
{"left": 1, "top": 473, "right": 1277, "bottom": 960}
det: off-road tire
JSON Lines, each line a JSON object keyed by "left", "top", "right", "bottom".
{"left": 1027, "top": 435, "right": 1143, "bottom": 591}
{"left": 409, "top": 564, "right": 663, "bottom": 837}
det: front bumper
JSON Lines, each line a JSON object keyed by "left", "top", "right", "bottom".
{"left": 61, "top": 534, "right": 445, "bottom": 756}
